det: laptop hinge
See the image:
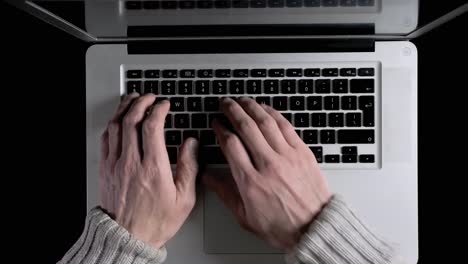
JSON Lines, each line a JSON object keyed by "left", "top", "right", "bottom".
{"left": 127, "top": 39, "right": 375, "bottom": 54}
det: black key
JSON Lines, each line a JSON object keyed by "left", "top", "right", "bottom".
{"left": 359, "top": 96, "right": 375, "bottom": 127}
{"left": 251, "top": 69, "right": 267, "bottom": 77}
{"left": 307, "top": 96, "right": 322, "bottom": 110}
{"left": 286, "top": 68, "right": 302, "bottom": 77}
{"left": 165, "top": 130, "right": 182, "bottom": 145}
{"left": 144, "top": 81, "right": 159, "bottom": 94}
{"left": 161, "top": 1, "right": 178, "bottom": 9}
{"left": 162, "top": 70, "right": 177, "bottom": 78}
{"left": 320, "top": 130, "right": 336, "bottom": 144}
{"left": 345, "top": 112, "right": 362, "bottom": 127}
{"left": 340, "top": 0, "right": 356, "bottom": 6}
{"left": 337, "top": 130, "right": 375, "bottom": 144}
{"left": 328, "top": 113, "right": 344, "bottom": 127}
{"left": 232, "top": 0, "right": 249, "bottom": 7}
{"left": 256, "top": 96, "right": 271, "bottom": 106}
{"left": 351, "top": 79, "right": 374, "bottom": 93}
{"left": 127, "top": 81, "right": 142, "bottom": 94}
{"left": 315, "top": 79, "right": 331, "bottom": 93}
{"left": 180, "top": 69, "right": 195, "bottom": 78}
{"left": 126, "top": 1, "right": 142, "bottom": 9}
{"left": 268, "top": 0, "right": 285, "bottom": 7}
{"left": 179, "top": 0, "right": 196, "bottom": 8}
{"left": 212, "top": 80, "right": 228, "bottom": 94}
{"left": 342, "top": 146, "right": 357, "bottom": 155}
{"left": 170, "top": 97, "right": 185, "bottom": 112}
{"left": 214, "top": 0, "right": 231, "bottom": 8}
{"left": 197, "top": 69, "right": 213, "bottom": 78}
{"left": 200, "top": 146, "right": 227, "bottom": 164}
{"left": 233, "top": 69, "right": 249, "bottom": 77}
{"left": 192, "top": 114, "right": 208, "bottom": 129}
{"left": 310, "top": 147, "right": 323, "bottom": 163}
{"left": 209, "top": 114, "right": 232, "bottom": 130}
{"left": 358, "top": 68, "right": 375, "bottom": 76}
{"left": 322, "top": 0, "right": 339, "bottom": 6}
{"left": 299, "top": 79, "right": 314, "bottom": 94}
{"left": 155, "top": 97, "right": 169, "bottom": 104}
{"left": 230, "top": 80, "right": 245, "bottom": 94}
{"left": 183, "top": 130, "right": 199, "bottom": 140}
{"left": 175, "top": 114, "right": 190, "bottom": 128}
{"left": 215, "top": 69, "right": 231, "bottom": 78}
{"left": 325, "top": 155, "right": 340, "bottom": 163}
{"left": 195, "top": 80, "right": 210, "bottom": 94}
{"left": 294, "top": 113, "right": 309, "bottom": 127}
{"left": 250, "top": 0, "right": 267, "bottom": 7}
{"left": 304, "top": 0, "right": 320, "bottom": 6}
{"left": 281, "top": 79, "right": 296, "bottom": 94}
{"left": 204, "top": 97, "right": 220, "bottom": 111}
{"left": 244, "top": 80, "right": 261, "bottom": 94}
{"left": 341, "top": 96, "right": 357, "bottom": 110}
{"left": 178, "top": 81, "right": 193, "bottom": 94}
{"left": 167, "top": 147, "right": 178, "bottom": 164}
{"left": 359, "top": 154, "right": 375, "bottom": 163}
{"left": 127, "top": 70, "right": 142, "bottom": 78}
{"left": 282, "top": 113, "right": 292, "bottom": 123}
{"left": 358, "top": 0, "right": 374, "bottom": 6}
{"left": 322, "top": 68, "right": 339, "bottom": 77}
{"left": 305, "top": 68, "right": 320, "bottom": 76}
{"left": 340, "top": 68, "right": 356, "bottom": 76}
{"left": 200, "top": 130, "right": 216, "bottom": 145}
{"left": 333, "top": 79, "right": 348, "bottom": 93}
{"left": 165, "top": 114, "right": 172, "bottom": 128}
{"left": 145, "top": 70, "right": 160, "bottom": 78}
{"left": 263, "top": 80, "right": 279, "bottom": 94}
{"left": 268, "top": 69, "right": 285, "bottom": 77}
{"left": 144, "top": 1, "right": 160, "bottom": 9}
{"left": 273, "top": 97, "right": 288, "bottom": 111}
{"left": 187, "top": 97, "right": 202, "bottom": 112}
{"left": 342, "top": 155, "right": 358, "bottom": 163}
{"left": 197, "top": 0, "right": 214, "bottom": 8}
{"left": 312, "top": 113, "right": 326, "bottom": 127}
{"left": 324, "top": 96, "right": 339, "bottom": 110}
{"left": 303, "top": 130, "right": 318, "bottom": 144}
{"left": 161, "top": 81, "right": 176, "bottom": 95}
{"left": 290, "top": 97, "right": 305, "bottom": 111}
{"left": 286, "top": 0, "right": 302, "bottom": 7}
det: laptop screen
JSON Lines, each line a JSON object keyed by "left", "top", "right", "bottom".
{"left": 7, "top": 0, "right": 468, "bottom": 41}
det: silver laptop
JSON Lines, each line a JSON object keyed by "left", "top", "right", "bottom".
{"left": 10, "top": 0, "right": 467, "bottom": 263}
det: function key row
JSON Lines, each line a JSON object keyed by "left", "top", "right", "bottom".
{"left": 126, "top": 0, "right": 376, "bottom": 10}
{"left": 126, "top": 68, "right": 375, "bottom": 79}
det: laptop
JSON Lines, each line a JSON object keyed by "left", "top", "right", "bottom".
{"left": 11, "top": 0, "right": 466, "bottom": 263}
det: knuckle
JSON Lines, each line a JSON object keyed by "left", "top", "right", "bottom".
{"left": 257, "top": 116, "right": 275, "bottom": 130}
{"left": 143, "top": 118, "right": 162, "bottom": 133}
{"left": 238, "top": 119, "right": 255, "bottom": 133}
{"left": 224, "top": 134, "right": 240, "bottom": 148}
{"left": 123, "top": 113, "right": 139, "bottom": 127}
{"left": 107, "top": 121, "right": 120, "bottom": 135}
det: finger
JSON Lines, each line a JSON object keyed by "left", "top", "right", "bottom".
{"left": 261, "top": 104, "right": 303, "bottom": 148}
{"left": 237, "top": 97, "right": 290, "bottom": 153}
{"left": 142, "top": 99, "right": 170, "bottom": 163}
{"left": 212, "top": 120, "right": 256, "bottom": 177}
{"left": 220, "top": 98, "right": 274, "bottom": 165}
{"left": 175, "top": 138, "right": 199, "bottom": 205}
{"left": 121, "top": 94, "right": 156, "bottom": 159}
{"left": 107, "top": 93, "right": 140, "bottom": 162}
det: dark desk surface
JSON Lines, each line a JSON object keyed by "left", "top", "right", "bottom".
{"left": 2, "top": 2, "right": 467, "bottom": 263}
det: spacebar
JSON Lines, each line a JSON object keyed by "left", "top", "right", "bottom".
{"left": 337, "top": 130, "right": 375, "bottom": 144}
{"left": 200, "top": 146, "right": 227, "bottom": 164}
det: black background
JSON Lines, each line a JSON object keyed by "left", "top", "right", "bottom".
{"left": 2, "top": 1, "right": 467, "bottom": 263}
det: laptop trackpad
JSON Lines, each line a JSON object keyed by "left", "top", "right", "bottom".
{"left": 204, "top": 190, "right": 281, "bottom": 254}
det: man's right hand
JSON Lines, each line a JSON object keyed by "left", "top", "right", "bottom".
{"left": 204, "top": 97, "right": 332, "bottom": 252}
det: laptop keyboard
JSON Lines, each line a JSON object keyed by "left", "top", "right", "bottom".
{"left": 125, "top": 0, "right": 376, "bottom": 10}
{"left": 125, "top": 63, "right": 379, "bottom": 168}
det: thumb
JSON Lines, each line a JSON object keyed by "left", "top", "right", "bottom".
{"left": 175, "top": 138, "right": 199, "bottom": 199}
